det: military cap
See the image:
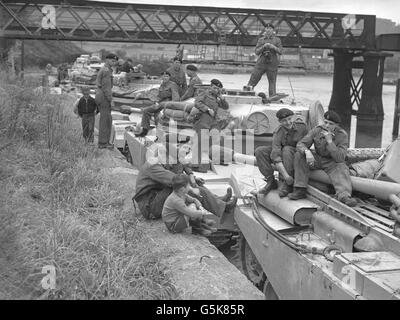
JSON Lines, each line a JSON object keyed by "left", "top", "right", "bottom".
{"left": 105, "top": 53, "right": 118, "bottom": 60}
{"left": 324, "top": 110, "right": 341, "bottom": 124}
{"left": 186, "top": 64, "right": 198, "bottom": 71}
{"left": 211, "top": 79, "right": 223, "bottom": 88}
{"left": 161, "top": 71, "right": 171, "bottom": 76}
{"left": 265, "top": 23, "right": 275, "bottom": 29}
{"left": 276, "top": 108, "right": 294, "bottom": 120}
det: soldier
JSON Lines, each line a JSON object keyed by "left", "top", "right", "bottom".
{"left": 189, "top": 79, "right": 229, "bottom": 172}
{"left": 133, "top": 143, "right": 236, "bottom": 220}
{"left": 288, "top": 111, "right": 358, "bottom": 207}
{"left": 246, "top": 23, "right": 283, "bottom": 97}
{"left": 95, "top": 53, "right": 118, "bottom": 149}
{"left": 134, "top": 71, "right": 180, "bottom": 137}
{"left": 167, "top": 57, "right": 187, "bottom": 96}
{"left": 255, "top": 108, "right": 308, "bottom": 197}
{"left": 180, "top": 64, "right": 202, "bottom": 101}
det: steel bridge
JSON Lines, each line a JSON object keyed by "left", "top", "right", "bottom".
{"left": 0, "top": 0, "right": 380, "bottom": 50}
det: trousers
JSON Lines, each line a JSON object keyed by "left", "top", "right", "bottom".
{"left": 136, "top": 185, "right": 226, "bottom": 220}
{"left": 255, "top": 145, "right": 296, "bottom": 180}
{"left": 81, "top": 114, "right": 95, "bottom": 143}
{"left": 98, "top": 102, "right": 112, "bottom": 146}
{"left": 293, "top": 151, "right": 352, "bottom": 200}
{"left": 247, "top": 64, "right": 278, "bottom": 97}
{"left": 141, "top": 103, "right": 163, "bottom": 130}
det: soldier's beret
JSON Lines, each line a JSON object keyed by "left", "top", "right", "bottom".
{"left": 265, "top": 23, "right": 275, "bottom": 29}
{"left": 211, "top": 79, "right": 223, "bottom": 88}
{"left": 186, "top": 64, "right": 198, "bottom": 71}
{"left": 105, "top": 53, "right": 118, "bottom": 60}
{"left": 324, "top": 110, "right": 341, "bottom": 124}
{"left": 161, "top": 71, "right": 171, "bottom": 76}
{"left": 276, "top": 108, "right": 294, "bottom": 120}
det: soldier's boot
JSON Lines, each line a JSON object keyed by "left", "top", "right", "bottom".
{"left": 278, "top": 182, "right": 293, "bottom": 198}
{"left": 258, "top": 178, "right": 278, "bottom": 195}
{"left": 288, "top": 187, "right": 307, "bottom": 200}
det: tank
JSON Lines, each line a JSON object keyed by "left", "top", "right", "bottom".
{"left": 108, "top": 87, "right": 400, "bottom": 300}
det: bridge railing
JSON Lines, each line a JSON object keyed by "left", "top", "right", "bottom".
{"left": 0, "top": 0, "right": 376, "bottom": 50}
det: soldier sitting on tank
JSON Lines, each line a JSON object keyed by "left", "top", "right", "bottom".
{"left": 134, "top": 71, "right": 180, "bottom": 137}
{"left": 180, "top": 64, "right": 202, "bottom": 101}
{"left": 288, "top": 110, "right": 358, "bottom": 207}
{"left": 167, "top": 56, "right": 187, "bottom": 96}
{"left": 255, "top": 108, "right": 308, "bottom": 197}
{"left": 133, "top": 143, "right": 237, "bottom": 220}
{"left": 162, "top": 174, "right": 218, "bottom": 236}
{"left": 187, "top": 79, "right": 229, "bottom": 172}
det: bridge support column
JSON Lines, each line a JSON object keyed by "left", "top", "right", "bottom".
{"left": 355, "top": 52, "right": 392, "bottom": 148}
{"left": 328, "top": 49, "right": 354, "bottom": 133}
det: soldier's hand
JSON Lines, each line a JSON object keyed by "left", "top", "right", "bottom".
{"left": 305, "top": 150, "right": 315, "bottom": 167}
{"left": 195, "top": 176, "right": 205, "bottom": 186}
{"left": 321, "top": 130, "right": 333, "bottom": 143}
{"left": 208, "top": 108, "right": 215, "bottom": 117}
{"left": 191, "top": 187, "right": 201, "bottom": 197}
{"left": 194, "top": 199, "right": 202, "bottom": 210}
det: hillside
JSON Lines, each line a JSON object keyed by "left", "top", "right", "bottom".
{"left": 10, "top": 40, "right": 87, "bottom": 69}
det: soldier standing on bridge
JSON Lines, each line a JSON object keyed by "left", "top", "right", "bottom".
{"left": 180, "top": 64, "right": 202, "bottom": 101}
{"left": 95, "top": 53, "right": 118, "bottom": 149}
{"left": 167, "top": 57, "right": 187, "bottom": 96}
{"left": 288, "top": 111, "right": 358, "bottom": 207}
{"left": 246, "top": 23, "right": 283, "bottom": 97}
{"left": 255, "top": 108, "right": 308, "bottom": 197}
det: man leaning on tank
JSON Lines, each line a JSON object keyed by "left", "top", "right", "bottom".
{"left": 255, "top": 108, "right": 308, "bottom": 198}
{"left": 288, "top": 110, "right": 358, "bottom": 207}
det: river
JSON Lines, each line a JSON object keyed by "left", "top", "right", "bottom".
{"left": 200, "top": 72, "right": 397, "bottom": 148}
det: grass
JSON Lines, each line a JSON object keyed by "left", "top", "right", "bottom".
{"left": 0, "top": 72, "right": 178, "bottom": 299}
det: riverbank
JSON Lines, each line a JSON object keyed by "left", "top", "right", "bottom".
{"left": 0, "top": 75, "right": 263, "bottom": 300}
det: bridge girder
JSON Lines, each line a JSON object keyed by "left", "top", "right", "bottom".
{"left": 0, "top": 0, "right": 377, "bottom": 50}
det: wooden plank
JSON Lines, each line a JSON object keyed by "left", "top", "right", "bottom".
{"left": 355, "top": 207, "right": 394, "bottom": 228}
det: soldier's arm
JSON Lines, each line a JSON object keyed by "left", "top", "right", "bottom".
{"left": 327, "top": 131, "right": 348, "bottom": 163}
{"left": 194, "top": 94, "right": 210, "bottom": 113}
{"left": 171, "top": 83, "right": 181, "bottom": 101}
{"left": 180, "top": 79, "right": 195, "bottom": 101}
{"left": 103, "top": 74, "right": 113, "bottom": 102}
{"left": 217, "top": 96, "right": 229, "bottom": 110}
{"left": 255, "top": 39, "right": 266, "bottom": 56}
{"left": 270, "top": 129, "right": 283, "bottom": 163}
{"left": 172, "top": 197, "right": 204, "bottom": 220}
{"left": 297, "top": 128, "right": 317, "bottom": 153}
{"left": 272, "top": 37, "right": 283, "bottom": 55}
{"left": 95, "top": 69, "right": 103, "bottom": 88}
{"left": 148, "top": 165, "right": 176, "bottom": 186}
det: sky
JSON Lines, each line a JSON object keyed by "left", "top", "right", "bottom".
{"left": 96, "top": 0, "right": 400, "bottom": 24}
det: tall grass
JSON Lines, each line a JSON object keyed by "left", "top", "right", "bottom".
{"left": 0, "top": 74, "right": 178, "bottom": 299}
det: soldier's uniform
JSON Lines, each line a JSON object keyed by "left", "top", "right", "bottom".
{"left": 95, "top": 63, "right": 114, "bottom": 148}
{"left": 180, "top": 74, "right": 202, "bottom": 101}
{"left": 190, "top": 83, "right": 229, "bottom": 171}
{"left": 133, "top": 161, "right": 227, "bottom": 220}
{"left": 247, "top": 32, "right": 283, "bottom": 97}
{"left": 255, "top": 115, "right": 308, "bottom": 195}
{"left": 293, "top": 125, "right": 353, "bottom": 202}
{"left": 140, "top": 80, "right": 180, "bottom": 131}
{"left": 166, "top": 65, "right": 187, "bottom": 96}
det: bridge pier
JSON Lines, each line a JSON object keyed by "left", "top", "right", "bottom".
{"left": 355, "top": 52, "right": 392, "bottom": 148}
{"left": 328, "top": 49, "right": 354, "bottom": 133}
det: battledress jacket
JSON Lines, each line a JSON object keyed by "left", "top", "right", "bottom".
{"left": 95, "top": 65, "right": 113, "bottom": 107}
{"left": 296, "top": 125, "right": 349, "bottom": 163}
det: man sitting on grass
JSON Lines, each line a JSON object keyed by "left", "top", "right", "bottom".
{"left": 162, "top": 174, "right": 217, "bottom": 236}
